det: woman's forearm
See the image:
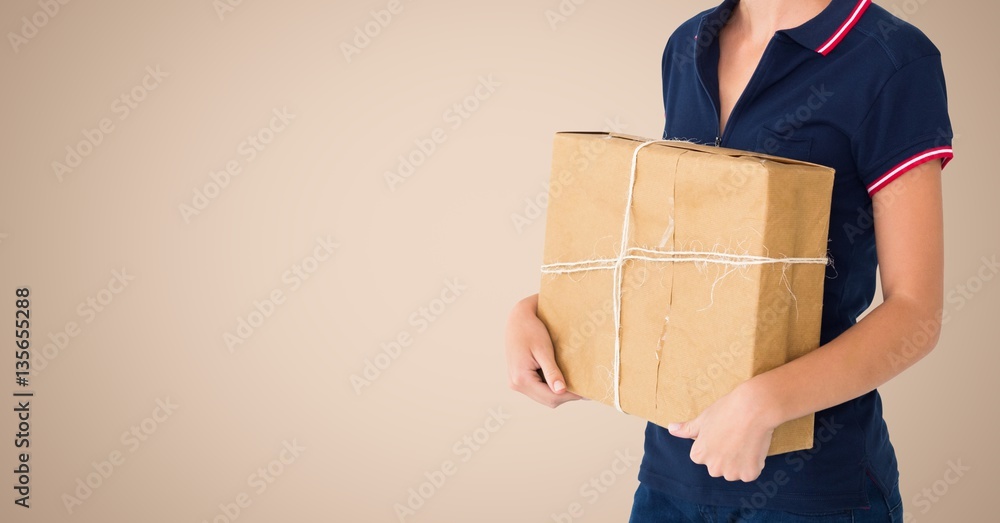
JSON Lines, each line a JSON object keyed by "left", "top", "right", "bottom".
{"left": 747, "top": 293, "right": 943, "bottom": 430}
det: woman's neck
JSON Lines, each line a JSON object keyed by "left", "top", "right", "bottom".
{"left": 730, "top": 0, "right": 833, "bottom": 44}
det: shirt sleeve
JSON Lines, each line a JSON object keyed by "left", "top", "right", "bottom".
{"left": 851, "top": 53, "right": 954, "bottom": 196}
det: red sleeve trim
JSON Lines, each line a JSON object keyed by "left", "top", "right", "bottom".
{"left": 867, "top": 147, "right": 954, "bottom": 196}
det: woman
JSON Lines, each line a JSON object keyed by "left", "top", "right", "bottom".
{"left": 505, "top": 0, "right": 954, "bottom": 521}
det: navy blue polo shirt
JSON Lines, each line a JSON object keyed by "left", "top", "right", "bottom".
{"left": 639, "top": 0, "right": 954, "bottom": 512}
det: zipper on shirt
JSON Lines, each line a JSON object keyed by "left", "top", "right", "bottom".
{"left": 694, "top": 55, "right": 722, "bottom": 147}
{"left": 720, "top": 38, "right": 777, "bottom": 146}
{"left": 699, "top": 34, "right": 779, "bottom": 148}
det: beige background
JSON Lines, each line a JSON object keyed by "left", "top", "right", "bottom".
{"left": 0, "top": 1, "right": 996, "bottom": 522}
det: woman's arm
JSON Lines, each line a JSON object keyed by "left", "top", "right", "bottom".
{"left": 667, "top": 160, "right": 945, "bottom": 482}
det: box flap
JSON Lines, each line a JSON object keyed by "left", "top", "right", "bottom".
{"left": 555, "top": 131, "right": 834, "bottom": 173}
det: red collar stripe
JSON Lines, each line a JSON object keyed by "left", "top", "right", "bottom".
{"left": 867, "top": 147, "right": 955, "bottom": 196}
{"left": 816, "top": 0, "right": 872, "bottom": 55}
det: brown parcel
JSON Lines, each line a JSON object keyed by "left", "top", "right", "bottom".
{"left": 537, "top": 132, "right": 834, "bottom": 456}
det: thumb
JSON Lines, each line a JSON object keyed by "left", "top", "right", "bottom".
{"left": 533, "top": 345, "right": 568, "bottom": 394}
{"left": 667, "top": 419, "right": 700, "bottom": 440}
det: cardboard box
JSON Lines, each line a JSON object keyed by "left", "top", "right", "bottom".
{"left": 537, "top": 132, "right": 834, "bottom": 455}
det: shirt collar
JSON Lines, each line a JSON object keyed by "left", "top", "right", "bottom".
{"left": 700, "top": 0, "right": 872, "bottom": 56}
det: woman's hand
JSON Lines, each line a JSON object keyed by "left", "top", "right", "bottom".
{"left": 505, "top": 294, "right": 582, "bottom": 408}
{"left": 666, "top": 381, "right": 777, "bottom": 482}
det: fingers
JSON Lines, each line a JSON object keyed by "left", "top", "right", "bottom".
{"left": 522, "top": 342, "right": 582, "bottom": 405}
{"left": 530, "top": 338, "right": 567, "bottom": 394}
{"left": 507, "top": 341, "right": 580, "bottom": 408}
{"left": 667, "top": 420, "right": 699, "bottom": 440}
{"left": 701, "top": 461, "right": 762, "bottom": 483}
{"left": 510, "top": 368, "right": 581, "bottom": 408}
{"left": 687, "top": 439, "right": 763, "bottom": 483}
{"left": 505, "top": 295, "right": 581, "bottom": 408}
